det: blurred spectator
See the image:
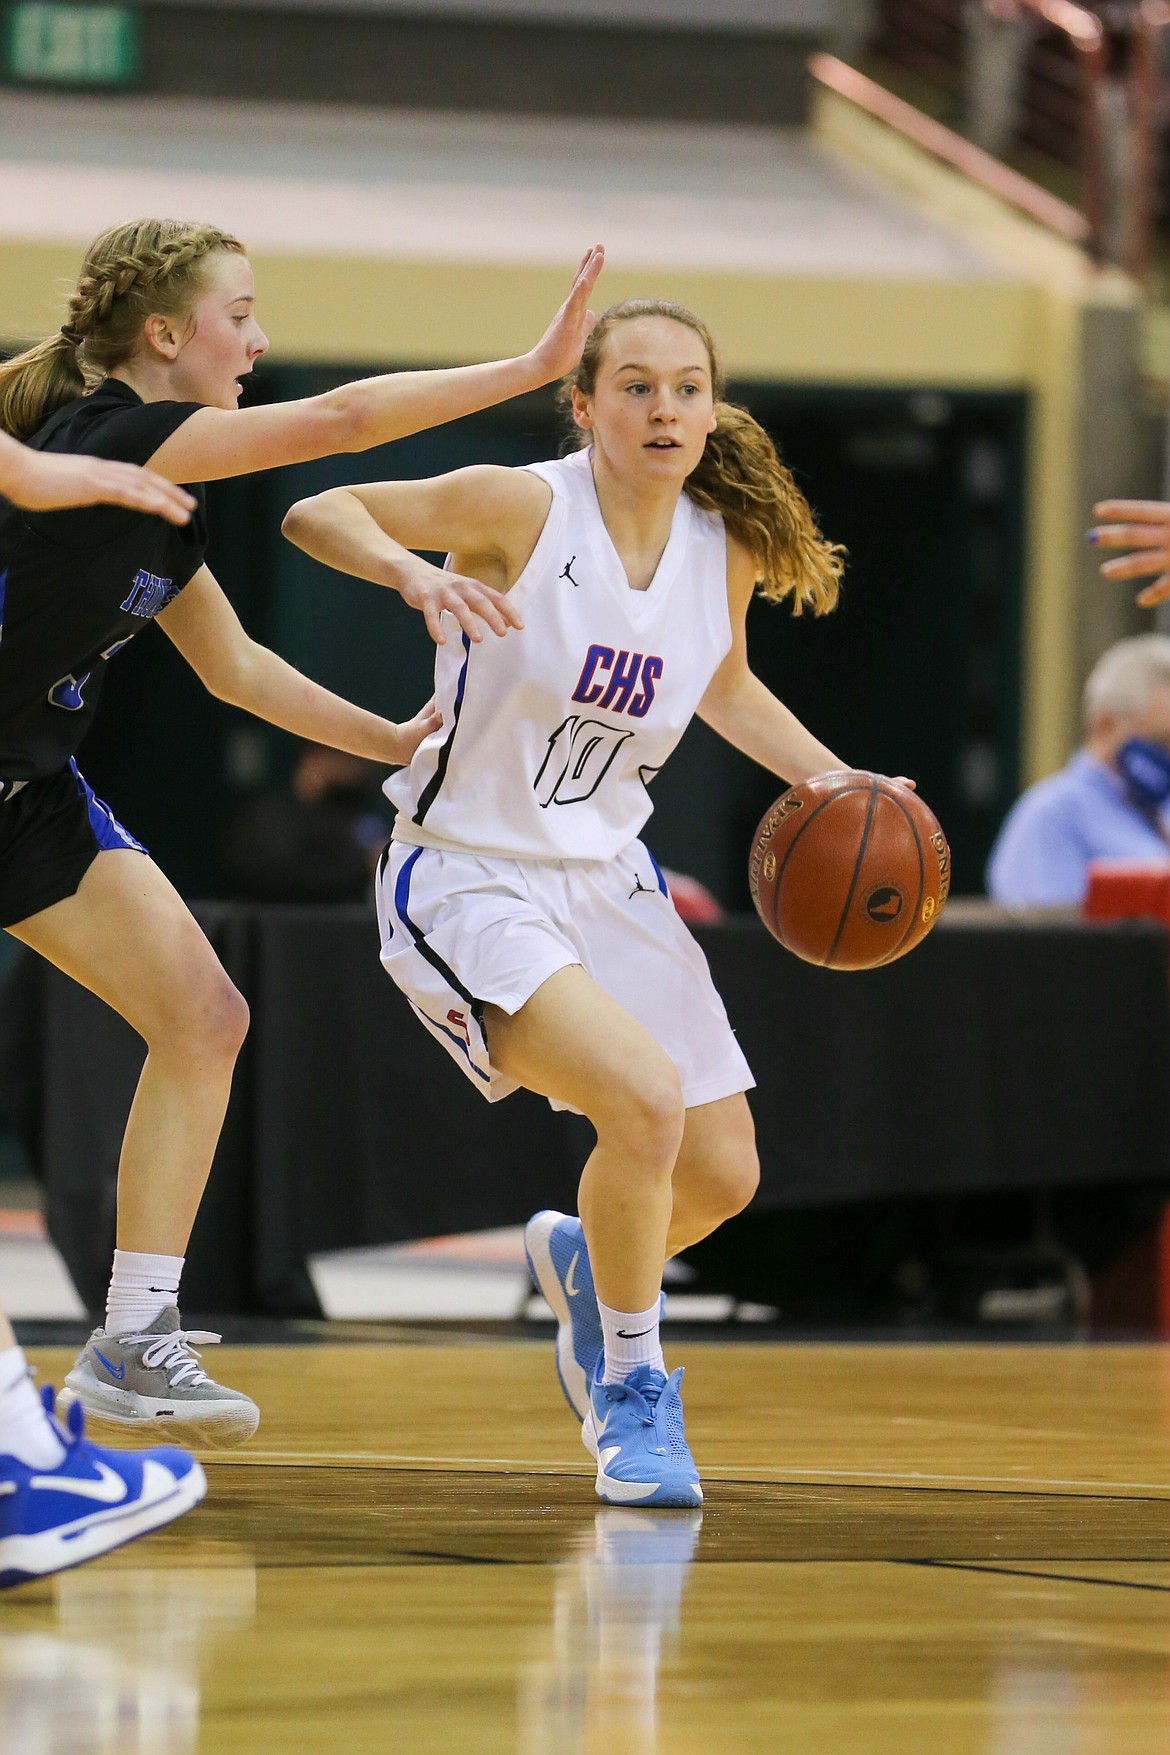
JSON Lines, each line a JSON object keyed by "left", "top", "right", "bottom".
{"left": 221, "top": 743, "right": 391, "bottom": 903}
{"left": 987, "top": 635, "right": 1170, "bottom": 905}
{"left": 964, "top": 0, "right": 1036, "bottom": 160}
{"left": 661, "top": 869, "right": 724, "bottom": 925}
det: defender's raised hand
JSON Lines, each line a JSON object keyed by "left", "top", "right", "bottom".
{"left": 1090, "top": 499, "right": 1170, "bottom": 607}
{"left": 525, "top": 246, "right": 605, "bottom": 385}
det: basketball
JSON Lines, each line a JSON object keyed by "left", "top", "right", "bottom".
{"left": 748, "top": 770, "right": 950, "bottom": 969}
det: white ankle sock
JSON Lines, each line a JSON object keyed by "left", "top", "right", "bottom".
{"left": 0, "top": 1345, "right": 65, "bottom": 1468}
{"left": 599, "top": 1297, "right": 666, "bottom": 1385}
{"left": 105, "top": 1250, "right": 184, "bottom": 1337}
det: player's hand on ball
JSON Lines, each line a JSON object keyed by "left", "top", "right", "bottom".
{"left": 393, "top": 696, "right": 442, "bottom": 764}
{"left": 526, "top": 245, "right": 605, "bottom": 384}
{"left": 8, "top": 450, "right": 196, "bottom": 524}
{"left": 1090, "top": 500, "right": 1170, "bottom": 607}
{"left": 399, "top": 557, "right": 524, "bottom": 645}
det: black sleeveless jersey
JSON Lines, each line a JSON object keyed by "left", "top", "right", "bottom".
{"left": 0, "top": 380, "right": 207, "bottom": 780}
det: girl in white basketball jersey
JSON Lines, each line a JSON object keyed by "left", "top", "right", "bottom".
{"left": 284, "top": 301, "right": 849, "bottom": 1507}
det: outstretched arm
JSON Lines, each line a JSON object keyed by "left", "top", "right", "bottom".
{"left": 698, "top": 540, "right": 846, "bottom": 781}
{"left": 147, "top": 248, "right": 604, "bottom": 485}
{"left": 282, "top": 464, "right": 553, "bottom": 644}
{"left": 1090, "top": 500, "right": 1170, "bottom": 606}
{"left": 158, "top": 567, "right": 440, "bottom": 765}
{"left": 0, "top": 429, "right": 195, "bottom": 523}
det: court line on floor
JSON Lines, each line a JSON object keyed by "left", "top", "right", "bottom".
{"left": 259, "top": 1549, "right": 510, "bottom": 1569}
{"left": 214, "top": 1451, "right": 1170, "bottom": 1497}
{"left": 901, "top": 1560, "right": 1170, "bottom": 1595}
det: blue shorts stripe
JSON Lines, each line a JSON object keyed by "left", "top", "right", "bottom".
{"left": 69, "top": 761, "right": 145, "bottom": 854}
{"left": 393, "top": 845, "right": 478, "bottom": 1011}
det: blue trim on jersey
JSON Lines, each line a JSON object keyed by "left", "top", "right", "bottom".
{"left": 0, "top": 568, "right": 7, "bottom": 644}
{"left": 412, "top": 631, "right": 472, "bottom": 825}
{"left": 407, "top": 997, "right": 490, "bottom": 1084}
{"left": 69, "top": 760, "right": 145, "bottom": 854}
{"left": 647, "top": 849, "right": 669, "bottom": 898}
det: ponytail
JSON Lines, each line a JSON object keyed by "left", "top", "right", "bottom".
{"left": 0, "top": 331, "right": 86, "bottom": 442}
{"left": 685, "top": 401, "right": 843, "bottom": 616}
{"left": 560, "top": 298, "right": 844, "bottom": 616}
{"left": 0, "top": 217, "right": 244, "bottom": 442}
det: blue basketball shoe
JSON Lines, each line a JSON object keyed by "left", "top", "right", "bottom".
{"left": 524, "top": 1211, "right": 602, "bottom": 1419}
{"left": 583, "top": 1363, "right": 703, "bottom": 1508}
{"left": 0, "top": 1387, "right": 207, "bottom": 1589}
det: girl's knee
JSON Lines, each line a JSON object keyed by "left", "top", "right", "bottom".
{"left": 148, "top": 965, "right": 249, "bottom": 1061}
{"left": 597, "top": 1058, "right": 686, "bottom": 1170}
{"left": 688, "top": 1120, "right": 760, "bottom": 1221}
{"left": 211, "top": 980, "right": 250, "bottom": 1057}
{"left": 718, "top": 1144, "right": 760, "bottom": 1217}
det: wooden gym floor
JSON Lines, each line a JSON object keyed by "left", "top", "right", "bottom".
{"left": 6, "top": 1336, "right": 1170, "bottom": 1753}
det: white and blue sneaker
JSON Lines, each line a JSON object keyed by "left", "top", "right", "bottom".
{"left": 0, "top": 1387, "right": 207, "bottom": 1589}
{"left": 525, "top": 1211, "right": 603, "bottom": 1420}
{"left": 524, "top": 1211, "right": 667, "bottom": 1422}
{"left": 583, "top": 1363, "right": 703, "bottom": 1509}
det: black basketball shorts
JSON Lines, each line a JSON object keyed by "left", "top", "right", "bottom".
{"left": 0, "top": 761, "right": 146, "bottom": 930}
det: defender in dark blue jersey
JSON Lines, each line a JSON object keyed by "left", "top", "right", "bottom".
{"left": 0, "top": 217, "right": 603, "bottom": 1444}
{"left": 0, "top": 434, "right": 206, "bottom": 1587}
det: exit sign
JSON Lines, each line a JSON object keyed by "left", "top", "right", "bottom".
{"left": 5, "top": 4, "right": 138, "bottom": 85}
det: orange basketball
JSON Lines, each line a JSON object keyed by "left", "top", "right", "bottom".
{"left": 748, "top": 771, "right": 950, "bottom": 970}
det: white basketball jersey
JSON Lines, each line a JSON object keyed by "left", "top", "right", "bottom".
{"left": 385, "top": 448, "right": 732, "bottom": 862}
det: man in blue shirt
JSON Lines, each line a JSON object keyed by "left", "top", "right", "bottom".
{"left": 987, "top": 634, "right": 1170, "bottom": 904}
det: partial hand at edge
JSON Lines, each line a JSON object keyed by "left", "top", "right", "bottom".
{"left": 1089, "top": 499, "right": 1170, "bottom": 607}
{"left": 392, "top": 697, "right": 443, "bottom": 766}
{"left": 5, "top": 449, "right": 196, "bottom": 524}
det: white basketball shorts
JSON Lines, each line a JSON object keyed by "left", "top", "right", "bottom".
{"left": 375, "top": 838, "right": 755, "bottom": 1111}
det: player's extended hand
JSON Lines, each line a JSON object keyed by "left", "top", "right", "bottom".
{"left": 398, "top": 556, "right": 525, "bottom": 645}
{"left": 1089, "top": 499, "right": 1170, "bottom": 607}
{"left": 392, "top": 696, "right": 443, "bottom": 765}
{"left": 5, "top": 447, "right": 196, "bottom": 524}
{"left": 525, "top": 246, "right": 606, "bottom": 385}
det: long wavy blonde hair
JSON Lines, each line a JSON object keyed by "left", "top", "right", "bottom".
{"left": 559, "top": 299, "right": 844, "bottom": 615}
{"left": 0, "top": 218, "right": 245, "bottom": 441}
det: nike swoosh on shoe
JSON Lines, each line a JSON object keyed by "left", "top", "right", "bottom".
{"left": 28, "top": 1462, "right": 128, "bottom": 1505}
{"left": 92, "top": 1349, "right": 126, "bottom": 1381}
{"left": 564, "top": 1251, "right": 580, "bottom": 1298}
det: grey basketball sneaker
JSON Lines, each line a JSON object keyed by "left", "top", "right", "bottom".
{"left": 59, "top": 1307, "right": 259, "bottom": 1449}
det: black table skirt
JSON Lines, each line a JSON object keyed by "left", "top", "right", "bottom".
{"left": 21, "top": 908, "right": 1170, "bottom": 1314}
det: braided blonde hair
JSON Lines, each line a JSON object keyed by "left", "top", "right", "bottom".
{"left": 0, "top": 218, "right": 245, "bottom": 441}
{"left": 559, "top": 299, "right": 844, "bottom": 616}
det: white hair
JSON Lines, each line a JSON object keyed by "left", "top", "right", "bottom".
{"left": 1083, "top": 634, "right": 1170, "bottom": 727}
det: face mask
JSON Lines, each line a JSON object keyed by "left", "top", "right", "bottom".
{"left": 1117, "top": 738, "right": 1170, "bottom": 812}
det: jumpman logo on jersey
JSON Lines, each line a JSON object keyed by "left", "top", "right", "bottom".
{"left": 559, "top": 556, "right": 581, "bottom": 588}
{"left": 629, "top": 873, "right": 655, "bottom": 900}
